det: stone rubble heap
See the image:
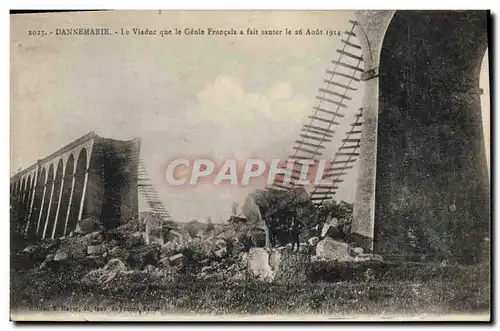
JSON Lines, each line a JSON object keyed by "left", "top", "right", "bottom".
{"left": 17, "top": 210, "right": 384, "bottom": 288}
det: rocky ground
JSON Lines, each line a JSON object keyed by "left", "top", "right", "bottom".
{"left": 10, "top": 216, "right": 491, "bottom": 318}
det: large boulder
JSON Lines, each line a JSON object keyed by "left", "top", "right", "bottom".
{"left": 242, "top": 190, "right": 266, "bottom": 226}
{"left": 53, "top": 250, "right": 69, "bottom": 262}
{"left": 352, "top": 247, "right": 364, "bottom": 256}
{"left": 241, "top": 190, "right": 270, "bottom": 245}
{"left": 87, "top": 244, "right": 105, "bottom": 256}
{"left": 246, "top": 247, "right": 310, "bottom": 283}
{"left": 247, "top": 248, "right": 275, "bottom": 282}
{"left": 143, "top": 215, "right": 165, "bottom": 245}
{"left": 316, "top": 237, "right": 352, "bottom": 261}
{"left": 321, "top": 216, "right": 341, "bottom": 238}
{"left": 22, "top": 244, "right": 40, "bottom": 255}
{"left": 268, "top": 249, "right": 282, "bottom": 271}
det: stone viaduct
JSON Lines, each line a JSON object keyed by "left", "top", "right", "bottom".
{"left": 10, "top": 131, "right": 141, "bottom": 240}
{"left": 351, "top": 10, "right": 490, "bottom": 261}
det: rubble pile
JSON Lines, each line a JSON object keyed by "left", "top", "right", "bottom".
{"left": 16, "top": 216, "right": 258, "bottom": 288}
{"left": 16, "top": 199, "right": 384, "bottom": 290}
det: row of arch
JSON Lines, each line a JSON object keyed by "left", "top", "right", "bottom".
{"left": 10, "top": 147, "right": 91, "bottom": 239}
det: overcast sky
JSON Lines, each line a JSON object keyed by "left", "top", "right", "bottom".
{"left": 11, "top": 11, "right": 490, "bottom": 223}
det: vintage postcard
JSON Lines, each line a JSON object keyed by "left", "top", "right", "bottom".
{"left": 10, "top": 10, "right": 491, "bottom": 321}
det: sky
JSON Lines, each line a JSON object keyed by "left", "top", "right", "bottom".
{"left": 10, "top": 11, "right": 490, "bottom": 223}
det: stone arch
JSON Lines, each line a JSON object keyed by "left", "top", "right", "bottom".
{"left": 15, "top": 181, "right": 22, "bottom": 215}
{"left": 66, "top": 148, "right": 87, "bottom": 235}
{"left": 20, "top": 174, "right": 32, "bottom": 229}
{"left": 29, "top": 168, "right": 46, "bottom": 238}
{"left": 54, "top": 154, "right": 74, "bottom": 238}
{"left": 39, "top": 164, "right": 54, "bottom": 237}
{"left": 18, "top": 178, "right": 26, "bottom": 209}
{"left": 27, "top": 175, "right": 37, "bottom": 223}
{"left": 19, "top": 180, "right": 25, "bottom": 207}
{"left": 11, "top": 181, "right": 18, "bottom": 216}
{"left": 374, "top": 11, "right": 489, "bottom": 260}
{"left": 15, "top": 178, "right": 26, "bottom": 228}
{"left": 46, "top": 159, "right": 64, "bottom": 238}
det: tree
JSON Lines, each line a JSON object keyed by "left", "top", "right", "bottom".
{"left": 246, "top": 187, "right": 318, "bottom": 249}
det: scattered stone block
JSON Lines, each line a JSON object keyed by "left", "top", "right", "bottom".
{"left": 321, "top": 217, "right": 340, "bottom": 238}
{"left": 87, "top": 244, "right": 105, "bottom": 256}
{"left": 168, "top": 253, "right": 185, "bottom": 266}
{"left": 268, "top": 249, "right": 282, "bottom": 271}
{"left": 22, "top": 245, "right": 40, "bottom": 255}
{"left": 144, "top": 215, "right": 165, "bottom": 245}
{"left": 316, "top": 237, "right": 351, "bottom": 261}
{"left": 53, "top": 250, "right": 68, "bottom": 262}
{"left": 247, "top": 248, "right": 275, "bottom": 282}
